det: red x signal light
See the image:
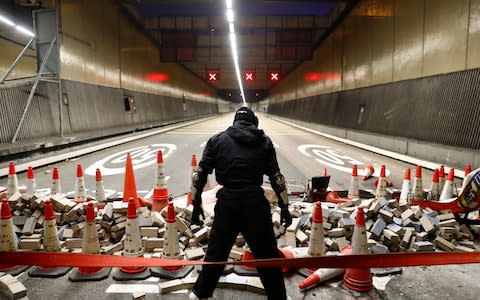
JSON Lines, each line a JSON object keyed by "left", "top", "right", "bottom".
{"left": 269, "top": 72, "right": 280, "bottom": 81}
{"left": 207, "top": 71, "right": 219, "bottom": 81}
{"left": 244, "top": 71, "right": 256, "bottom": 81}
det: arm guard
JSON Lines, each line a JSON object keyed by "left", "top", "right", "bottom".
{"left": 270, "top": 171, "right": 289, "bottom": 209}
{"left": 192, "top": 166, "right": 208, "bottom": 206}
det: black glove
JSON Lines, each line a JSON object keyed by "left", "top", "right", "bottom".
{"left": 191, "top": 194, "right": 205, "bottom": 225}
{"left": 280, "top": 207, "right": 292, "bottom": 227}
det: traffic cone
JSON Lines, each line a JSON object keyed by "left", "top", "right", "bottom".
{"left": 7, "top": 162, "right": 19, "bottom": 197}
{"left": 343, "top": 207, "right": 372, "bottom": 292}
{"left": 50, "top": 167, "right": 62, "bottom": 195}
{"left": 187, "top": 154, "right": 197, "bottom": 206}
{"left": 362, "top": 164, "right": 374, "bottom": 181}
{"left": 440, "top": 168, "right": 455, "bottom": 200}
{"left": 399, "top": 168, "right": 411, "bottom": 202}
{"left": 429, "top": 169, "right": 440, "bottom": 200}
{"left": 151, "top": 150, "right": 169, "bottom": 212}
{"left": 151, "top": 201, "right": 193, "bottom": 279}
{"left": 299, "top": 245, "right": 352, "bottom": 290}
{"left": 0, "top": 199, "right": 29, "bottom": 275}
{"left": 123, "top": 153, "right": 142, "bottom": 209}
{"left": 322, "top": 168, "right": 328, "bottom": 177}
{"left": 412, "top": 166, "right": 424, "bottom": 201}
{"left": 463, "top": 164, "right": 472, "bottom": 187}
{"left": 439, "top": 165, "right": 445, "bottom": 192}
{"left": 308, "top": 201, "right": 325, "bottom": 257}
{"left": 375, "top": 165, "right": 387, "bottom": 199}
{"left": 69, "top": 202, "right": 111, "bottom": 281}
{"left": 74, "top": 164, "right": 87, "bottom": 203}
{"left": 113, "top": 198, "right": 151, "bottom": 280}
{"left": 234, "top": 249, "right": 260, "bottom": 276}
{"left": 24, "top": 166, "right": 36, "bottom": 198}
{"left": 95, "top": 168, "right": 106, "bottom": 208}
{"left": 348, "top": 165, "right": 359, "bottom": 199}
{"left": 29, "top": 200, "right": 71, "bottom": 277}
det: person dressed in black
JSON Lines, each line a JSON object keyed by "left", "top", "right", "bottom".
{"left": 189, "top": 106, "right": 292, "bottom": 300}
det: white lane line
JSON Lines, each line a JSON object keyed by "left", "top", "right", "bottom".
{"left": 0, "top": 117, "right": 215, "bottom": 177}
{"left": 272, "top": 117, "right": 465, "bottom": 179}
{"left": 105, "top": 283, "right": 159, "bottom": 294}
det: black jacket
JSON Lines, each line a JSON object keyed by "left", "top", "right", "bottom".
{"left": 199, "top": 120, "right": 280, "bottom": 188}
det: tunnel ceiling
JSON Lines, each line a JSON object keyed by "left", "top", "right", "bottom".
{"left": 121, "top": 0, "right": 358, "bottom": 101}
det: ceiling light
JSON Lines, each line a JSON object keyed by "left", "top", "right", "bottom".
{"left": 229, "top": 23, "right": 234, "bottom": 33}
{"left": 226, "top": 0, "right": 232, "bottom": 9}
{"left": 0, "top": 15, "right": 15, "bottom": 26}
{"left": 15, "top": 25, "right": 35, "bottom": 37}
{"left": 226, "top": 9, "right": 234, "bottom": 22}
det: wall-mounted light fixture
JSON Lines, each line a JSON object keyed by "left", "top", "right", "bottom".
{"left": 0, "top": 13, "right": 35, "bottom": 37}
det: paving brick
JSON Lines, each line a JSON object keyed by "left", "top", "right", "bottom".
{"left": 420, "top": 216, "right": 435, "bottom": 234}
{"left": 434, "top": 236, "right": 455, "bottom": 251}
{"left": 185, "top": 247, "right": 205, "bottom": 260}
{"left": 370, "top": 217, "right": 386, "bottom": 239}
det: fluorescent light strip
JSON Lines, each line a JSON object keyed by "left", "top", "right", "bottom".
{"left": 15, "top": 25, "right": 35, "bottom": 37}
{"left": 0, "top": 15, "right": 15, "bottom": 26}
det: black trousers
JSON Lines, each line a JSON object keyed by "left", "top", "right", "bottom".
{"left": 193, "top": 187, "right": 287, "bottom": 299}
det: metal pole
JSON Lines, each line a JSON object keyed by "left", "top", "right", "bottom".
{"left": 0, "top": 38, "right": 35, "bottom": 84}
{"left": 12, "top": 36, "right": 57, "bottom": 143}
{"left": 58, "top": 79, "right": 63, "bottom": 137}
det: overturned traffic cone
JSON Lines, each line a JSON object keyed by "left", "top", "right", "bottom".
{"left": 113, "top": 198, "right": 151, "bottom": 280}
{"left": 362, "top": 164, "right": 374, "bottom": 181}
{"left": 187, "top": 154, "right": 197, "bottom": 206}
{"left": 299, "top": 245, "right": 352, "bottom": 290}
{"left": 429, "top": 169, "right": 440, "bottom": 200}
{"left": 123, "top": 153, "right": 142, "bottom": 208}
{"left": 151, "top": 201, "right": 193, "bottom": 279}
{"left": 343, "top": 207, "right": 372, "bottom": 292}
{"left": 439, "top": 165, "right": 445, "bottom": 192}
{"left": 440, "top": 168, "right": 455, "bottom": 200}
{"left": 24, "top": 166, "right": 37, "bottom": 198}
{"left": 95, "top": 169, "right": 106, "bottom": 208}
{"left": 7, "top": 162, "right": 19, "bottom": 197}
{"left": 234, "top": 248, "right": 260, "bottom": 276}
{"left": 375, "top": 165, "right": 387, "bottom": 199}
{"left": 0, "top": 199, "right": 29, "bottom": 275}
{"left": 412, "top": 166, "right": 424, "bottom": 201}
{"left": 69, "top": 202, "right": 111, "bottom": 281}
{"left": 50, "top": 167, "right": 62, "bottom": 195}
{"left": 74, "top": 164, "right": 87, "bottom": 203}
{"left": 348, "top": 165, "right": 359, "bottom": 199}
{"left": 399, "top": 168, "right": 411, "bottom": 202}
{"left": 29, "top": 200, "right": 71, "bottom": 277}
{"left": 151, "top": 150, "right": 169, "bottom": 212}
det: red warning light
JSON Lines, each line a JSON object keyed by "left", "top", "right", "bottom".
{"left": 144, "top": 73, "right": 169, "bottom": 82}
{"left": 244, "top": 71, "right": 256, "bottom": 81}
{"left": 305, "top": 72, "right": 321, "bottom": 81}
{"left": 269, "top": 72, "right": 280, "bottom": 81}
{"left": 207, "top": 71, "right": 219, "bottom": 81}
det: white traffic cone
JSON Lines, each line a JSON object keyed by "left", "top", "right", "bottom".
{"left": 50, "top": 167, "right": 62, "bottom": 195}
{"left": 25, "top": 166, "right": 37, "bottom": 198}
{"left": 74, "top": 164, "right": 87, "bottom": 203}
{"left": 113, "top": 198, "right": 151, "bottom": 280}
{"left": 412, "top": 166, "right": 424, "bottom": 201}
{"left": 348, "top": 165, "right": 359, "bottom": 199}
{"left": 399, "top": 168, "right": 411, "bottom": 202}
{"left": 69, "top": 202, "right": 111, "bottom": 281}
{"left": 308, "top": 201, "right": 325, "bottom": 256}
{"left": 152, "top": 150, "right": 169, "bottom": 212}
{"left": 429, "top": 169, "right": 440, "bottom": 200}
{"left": 439, "top": 165, "right": 445, "bottom": 193}
{"left": 362, "top": 164, "right": 374, "bottom": 181}
{"left": 375, "top": 165, "right": 387, "bottom": 199}
{"left": 440, "top": 168, "right": 455, "bottom": 200}
{"left": 151, "top": 201, "right": 193, "bottom": 279}
{"left": 29, "top": 199, "right": 71, "bottom": 278}
{"left": 6, "top": 162, "right": 19, "bottom": 198}
{"left": 95, "top": 168, "right": 106, "bottom": 207}
{"left": 187, "top": 154, "right": 197, "bottom": 206}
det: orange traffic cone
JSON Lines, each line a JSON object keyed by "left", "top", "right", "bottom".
{"left": 321, "top": 168, "right": 328, "bottom": 177}
{"left": 299, "top": 245, "right": 352, "bottom": 290}
{"left": 375, "top": 165, "right": 387, "bottom": 199}
{"left": 187, "top": 154, "right": 197, "bottom": 206}
{"left": 50, "top": 167, "right": 62, "bottom": 195}
{"left": 123, "top": 153, "right": 142, "bottom": 208}
{"left": 463, "top": 164, "right": 472, "bottom": 187}
{"left": 399, "top": 168, "right": 411, "bottom": 202}
{"left": 308, "top": 201, "right": 325, "bottom": 256}
{"left": 234, "top": 249, "right": 260, "bottom": 276}
{"left": 343, "top": 207, "right": 372, "bottom": 292}
{"left": 151, "top": 201, "right": 193, "bottom": 279}
{"left": 412, "top": 166, "right": 424, "bottom": 201}
{"left": 151, "top": 150, "right": 169, "bottom": 212}
{"left": 25, "top": 166, "right": 36, "bottom": 198}
{"left": 362, "top": 164, "right": 374, "bottom": 181}
{"left": 95, "top": 169, "right": 106, "bottom": 208}
{"left": 7, "top": 162, "right": 19, "bottom": 197}
{"left": 113, "top": 198, "right": 151, "bottom": 280}
{"left": 29, "top": 200, "right": 71, "bottom": 277}
{"left": 439, "top": 165, "right": 445, "bottom": 192}
{"left": 69, "top": 202, "right": 111, "bottom": 281}
{"left": 440, "top": 168, "right": 455, "bottom": 200}
{"left": 74, "top": 164, "right": 87, "bottom": 203}
{"left": 429, "top": 169, "right": 440, "bottom": 200}
{"left": 348, "top": 165, "right": 359, "bottom": 199}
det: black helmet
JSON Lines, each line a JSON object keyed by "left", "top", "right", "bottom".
{"left": 234, "top": 106, "right": 258, "bottom": 127}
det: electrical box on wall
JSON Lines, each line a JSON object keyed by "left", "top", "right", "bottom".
{"left": 124, "top": 96, "right": 135, "bottom": 112}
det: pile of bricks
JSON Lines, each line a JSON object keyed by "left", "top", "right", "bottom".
{"left": 0, "top": 273, "right": 27, "bottom": 300}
